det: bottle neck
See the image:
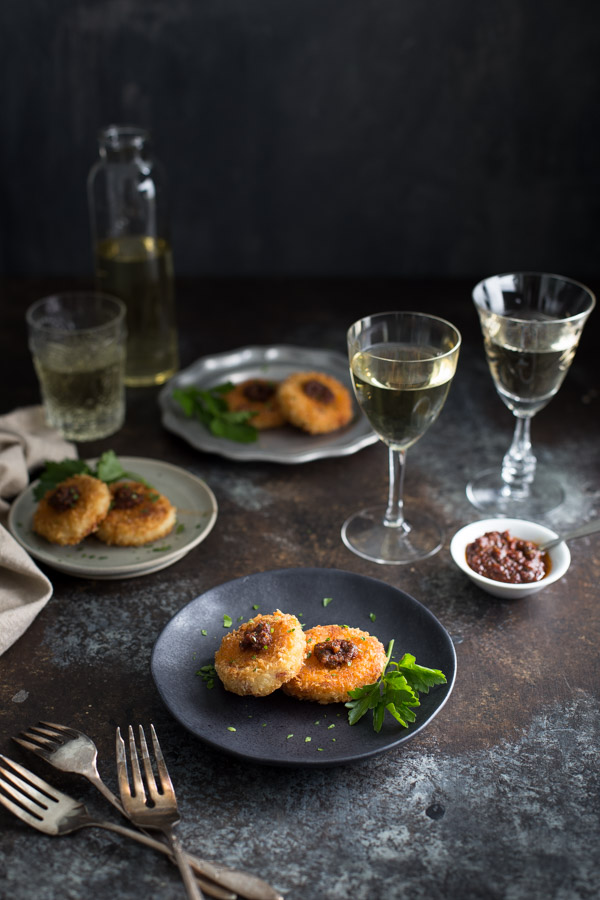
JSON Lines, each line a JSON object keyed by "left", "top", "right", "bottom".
{"left": 98, "top": 125, "right": 150, "bottom": 163}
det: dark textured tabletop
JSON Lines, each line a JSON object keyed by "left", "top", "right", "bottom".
{"left": 1, "top": 277, "right": 599, "bottom": 900}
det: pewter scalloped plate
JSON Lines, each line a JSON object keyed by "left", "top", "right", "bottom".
{"left": 158, "top": 345, "right": 378, "bottom": 463}
{"left": 8, "top": 457, "right": 218, "bottom": 580}
{"left": 151, "top": 567, "right": 457, "bottom": 767}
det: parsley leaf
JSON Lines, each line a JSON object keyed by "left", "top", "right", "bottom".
{"left": 395, "top": 652, "right": 448, "bottom": 695}
{"left": 34, "top": 459, "right": 91, "bottom": 500}
{"left": 196, "top": 664, "right": 217, "bottom": 689}
{"left": 172, "top": 384, "right": 259, "bottom": 443}
{"left": 33, "top": 451, "right": 153, "bottom": 500}
{"left": 345, "top": 640, "right": 446, "bottom": 733}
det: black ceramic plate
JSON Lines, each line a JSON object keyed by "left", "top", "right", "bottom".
{"left": 151, "top": 568, "right": 456, "bottom": 767}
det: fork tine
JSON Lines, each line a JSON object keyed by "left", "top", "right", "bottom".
{"left": 38, "top": 721, "right": 82, "bottom": 740}
{"left": 136, "top": 725, "right": 160, "bottom": 801}
{"left": 126, "top": 725, "right": 147, "bottom": 801}
{"left": 18, "top": 727, "right": 62, "bottom": 748}
{"left": 0, "top": 780, "right": 51, "bottom": 831}
{"left": 115, "top": 726, "right": 131, "bottom": 799}
{"left": 149, "top": 724, "right": 175, "bottom": 797}
{"left": 0, "top": 755, "right": 57, "bottom": 811}
{"left": 12, "top": 736, "right": 53, "bottom": 760}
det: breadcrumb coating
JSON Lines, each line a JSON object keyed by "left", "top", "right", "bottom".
{"left": 282, "top": 624, "right": 386, "bottom": 704}
{"left": 96, "top": 481, "right": 176, "bottom": 546}
{"left": 33, "top": 474, "right": 111, "bottom": 546}
{"left": 215, "top": 610, "right": 306, "bottom": 697}
{"left": 225, "top": 378, "right": 285, "bottom": 430}
{"left": 277, "top": 372, "right": 353, "bottom": 434}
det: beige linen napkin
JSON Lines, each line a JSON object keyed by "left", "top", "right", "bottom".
{"left": 0, "top": 405, "right": 77, "bottom": 522}
{"left": 0, "top": 525, "right": 53, "bottom": 655}
{"left": 0, "top": 405, "right": 77, "bottom": 655}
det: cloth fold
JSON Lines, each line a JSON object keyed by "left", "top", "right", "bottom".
{"left": 0, "top": 525, "right": 53, "bottom": 656}
{"left": 0, "top": 405, "right": 77, "bottom": 520}
{"left": 0, "top": 405, "right": 77, "bottom": 655}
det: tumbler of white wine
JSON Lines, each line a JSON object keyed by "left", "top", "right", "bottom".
{"left": 343, "top": 311, "right": 461, "bottom": 564}
{"left": 27, "top": 293, "right": 126, "bottom": 441}
{"left": 466, "top": 272, "right": 595, "bottom": 516}
{"left": 88, "top": 125, "right": 179, "bottom": 387}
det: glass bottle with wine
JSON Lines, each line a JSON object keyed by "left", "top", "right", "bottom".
{"left": 342, "top": 311, "right": 461, "bottom": 564}
{"left": 88, "top": 125, "right": 179, "bottom": 387}
{"left": 466, "top": 272, "right": 595, "bottom": 516}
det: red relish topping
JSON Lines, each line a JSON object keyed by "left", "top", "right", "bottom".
{"left": 302, "top": 379, "right": 334, "bottom": 404}
{"left": 48, "top": 485, "right": 80, "bottom": 511}
{"left": 466, "top": 530, "right": 550, "bottom": 584}
{"left": 240, "top": 621, "right": 273, "bottom": 651}
{"left": 112, "top": 485, "right": 144, "bottom": 510}
{"left": 243, "top": 381, "right": 276, "bottom": 403}
{"left": 314, "top": 638, "right": 359, "bottom": 668}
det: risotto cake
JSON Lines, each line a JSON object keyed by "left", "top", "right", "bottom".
{"left": 33, "top": 474, "right": 111, "bottom": 546}
{"left": 277, "top": 372, "right": 353, "bottom": 435}
{"left": 282, "top": 624, "right": 387, "bottom": 704}
{"left": 224, "top": 379, "right": 285, "bottom": 430}
{"left": 96, "top": 481, "right": 176, "bottom": 546}
{"left": 215, "top": 610, "right": 306, "bottom": 697}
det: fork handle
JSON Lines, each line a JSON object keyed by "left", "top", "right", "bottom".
{"left": 166, "top": 825, "right": 205, "bottom": 900}
{"left": 85, "top": 775, "right": 283, "bottom": 899}
{"left": 82, "top": 819, "right": 233, "bottom": 900}
{"left": 87, "top": 772, "right": 126, "bottom": 814}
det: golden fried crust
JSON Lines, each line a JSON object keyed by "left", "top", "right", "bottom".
{"left": 215, "top": 610, "right": 306, "bottom": 697}
{"left": 33, "top": 474, "right": 111, "bottom": 546}
{"left": 225, "top": 379, "right": 285, "bottom": 430}
{"left": 95, "top": 481, "right": 176, "bottom": 546}
{"left": 277, "top": 372, "right": 353, "bottom": 434}
{"left": 282, "top": 624, "right": 386, "bottom": 704}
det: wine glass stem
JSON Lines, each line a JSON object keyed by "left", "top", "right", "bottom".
{"left": 385, "top": 446, "right": 410, "bottom": 532}
{"left": 501, "top": 415, "right": 537, "bottom": 494}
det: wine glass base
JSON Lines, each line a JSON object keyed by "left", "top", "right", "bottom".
{"left": 341, "top": 506, "right": 444, "bottom": 565}
{"left": 466, "top": 468, "right": 565, "bottom": 518}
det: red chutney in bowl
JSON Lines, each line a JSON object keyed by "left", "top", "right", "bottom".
{"left": 465, "top": 530, "right": 551, "bottom": 584}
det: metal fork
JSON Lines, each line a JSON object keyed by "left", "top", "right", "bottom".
{"left": 14, "top": 721, "right": 282, "bottom": 900}
{"left": 117, "top": 724, "right": 203, "bottom": 900}
{"left": 0, "top": 752, "right": 230, "bottom": 899}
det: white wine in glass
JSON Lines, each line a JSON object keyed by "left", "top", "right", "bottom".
{"left": 342, "top": 311, "right": 461, "bottom": 564}
{"left": 466, "top": 272, "right": 595, "bottom": 516}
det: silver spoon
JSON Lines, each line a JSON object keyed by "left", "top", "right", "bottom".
{"left": 539, "top": 518, "right": 600, "bottom": 553}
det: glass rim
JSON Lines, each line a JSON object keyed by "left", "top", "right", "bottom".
{"left": 472, "top": 271, "right": 596, "bottom": 324}
{"left": 98, "top": 124, "right": 149, "bottom": 149}
{"left": 26, "top": 292, "right": 126, "bottom": 335}
{"left": 347, "top": 310, "right": 462, "bottom": 362}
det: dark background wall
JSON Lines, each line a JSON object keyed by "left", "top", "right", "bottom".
{"left": 1, "top": 0, "right": 599, "bottom": 280}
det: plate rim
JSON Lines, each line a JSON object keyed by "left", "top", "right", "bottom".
{"left": 150, "top": 566, "right": 457, "bottom": 767}
{"left": 159, "top": 344, "right": 378, "bottom": 463}
{"left": 7, "top": 456, "right": 218, "bottom": 578}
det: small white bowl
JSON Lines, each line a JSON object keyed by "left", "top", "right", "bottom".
{"left": 450, "top": 517, "right": 571, "bottom": 599}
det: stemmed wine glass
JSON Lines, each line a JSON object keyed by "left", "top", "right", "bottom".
{"left": 466, "top": 272, "right": 595, "bottom": 517}
{"left": 342, "top": 311, "right": 461, "bottom": 564}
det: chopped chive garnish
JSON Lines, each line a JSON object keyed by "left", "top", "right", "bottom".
{"left": 323, "top": 597, "right": 333, "bottom": 607}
